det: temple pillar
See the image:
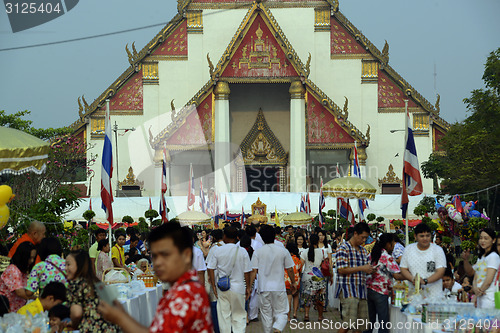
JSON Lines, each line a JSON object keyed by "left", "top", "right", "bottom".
{"left": 214, "top": 81, "right": 231, "bottom": 193}
{"left": 289, "top": 80, "right": 306, "bottom": 192}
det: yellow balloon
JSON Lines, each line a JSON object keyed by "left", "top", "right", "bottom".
{"left": 0, "top": 185, "right": 13, "bottom": 205}
{"left": 0, "top": 205, "right": 9, "bottom": 229}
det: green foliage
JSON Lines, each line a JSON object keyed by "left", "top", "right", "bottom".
{"left": 122, "top": 215, "right": 134, "bottom": 223}
{"left": 414, "top": 205, "right": 428, "bottom": 217}
{"left": 327, "top": 209, "right": 336, "bottom": 217}
{"left": 138, "top": 217, "right": 146, "bottom": 224}
{"left": 392, "top": 220, "right": 404, "bottom": 228}
{"left": 83, "top": 210, "right": 96, "bottom": 221}
{"left": 0, "top": 110, "right": 71, "bottom": 140}
{"left": 442, "top": 236, "right": 452, "bottom": 245}
{"left": 468, "top": 217, "right": 488, "bottom": 230}
{"left": 461, "top": 240, "right": 476, "bottom": 251}
{"left": 152, "top": 219, "right": 162, "bottom": 227}
{"left": 89, "top": 224, "right": 99, "bottom": 233}
{"left": 138, "top": 220, "right": 149, "bottom": 234}
{"left": 421, "top": 48, "right": 500, "bottom": 221}
{"left": 366, "top": 213, "right": 376, "bottom": 222}
{"left": 145, "top": 209, "right": 159, "bottom": 222}
{"left": 376, "top": 216, "right": 385, "bottom": 223}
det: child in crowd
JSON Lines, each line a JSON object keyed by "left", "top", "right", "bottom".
{"left": 458, "top": 275, "right": 473, "bottom": 302}
{"left": 49, "top": 304, "right": 71, "bottom": 333}
{"left": 442, "top": 268, "right": 461, "bottom": 295}
{"left": 17, "top": 281, "right": 66, "bottom": 316}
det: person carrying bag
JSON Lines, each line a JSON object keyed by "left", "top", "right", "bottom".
{"left": 217, "top": 247, "right": 239, "bottom": 291}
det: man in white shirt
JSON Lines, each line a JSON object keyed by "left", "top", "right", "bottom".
{"left": 252, "top": 222, "right": 264, "bottom": 246}
{"left": 245, "top": 224, "right": 263, "bottom": 252}
{"left": 250, "top": 225, "right": 296, "bottom": 333}
{"left": 208, "top": 227, "right": 251, "bottom": 333}
{"left": 400, "top": 223, "right": 446, "bottom": 298}
{"left": 193, "top": 246, "right": 207, "bottom": 286}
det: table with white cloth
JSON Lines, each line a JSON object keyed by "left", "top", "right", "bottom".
{"left": 120, "top": 285, "right": 163, "bottom": 326}
{"left": 389, "top": 305, "right": 440, "bottom": 333}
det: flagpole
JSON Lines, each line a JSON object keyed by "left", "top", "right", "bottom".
{"left": 404, "top": 99, "right": 410, "bottom": 246}
{"left": 106, "top": 99, "right": 113, "bottom": 259}
{"left": 336, "top": 163, "right": 339, "bottom": 231}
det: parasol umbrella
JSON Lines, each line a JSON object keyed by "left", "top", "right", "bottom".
{"left": 175, "top": 211, "right": 211, "bottom": 226}
{"left": 282, "top": 212, "right": 312, "bottom": 226}
{"left": 0, "top": 127, "right": 50, "bottom": 176}
{"left": 321, "top": 176, "right": 376, "bottom": 200}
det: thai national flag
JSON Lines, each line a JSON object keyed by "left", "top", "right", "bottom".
{"left": 306, "top": 193, "right": 311, "bottom": 214}
{"left": 213, "top": 192, "right": 219, "bottom": 229}
{"left": 339, "top": 198, "right": 355, "bottom": 225}
{"left": 148, "top": 197, "right": 152, "bottom": 210}
{"left": 187, "top": 164, "right": 195, "bottom": 210}
{"left": 199, "top": 179, "right": 206, "bottom": 214}
{"left": 319, "top": 180, "right": 325, "bottom": 227}
{"left": 100, "top": 104, "right": 114, "bottom": 227}
{"left": 353, "top": 144, "right": 368, "bottom": 220}
{"left": 401, "top": 106, "right": 423, "bottom": 218}
{"left": 161, "top": 147, "right": 168, "bottom": 222}
{"left": 241, "top": 206, "right": 245, "bottom": 228}
{"left": 224, "top": 196, "right": 228, "bottom": 221}
{"left": 300, "top": 195, "right": 306, "bottom": 212}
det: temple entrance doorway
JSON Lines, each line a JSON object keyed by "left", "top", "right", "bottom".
{"left": 245, "top": 166, "right": 280, "bottom": 192}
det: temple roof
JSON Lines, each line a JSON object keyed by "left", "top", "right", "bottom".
{"left": 71, "top": 0, "right": 449, "bottom": 135}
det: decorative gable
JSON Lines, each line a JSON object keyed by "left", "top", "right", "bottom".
{"left": 100, "top": 69, "right": 143, "bottom": 112}
{"left": 165, "top": 92, "right": 213, "bottom": 147}
{"left": 150, "top": 20, "right": 188, "bottom": 59}
{"left": 378, "top": 70, "right": 417, "bottom": 110}
{"left": 221, "top": 14, "right": 298, "bottom": 78}
{"left": 306, "top": 92, "right": 355, "bottom": 145}
{"left": 330, "top": 16, "right": 369, "bottom": 58}
{"left": 240, "top": 109, "right": 287, "bottom": 165}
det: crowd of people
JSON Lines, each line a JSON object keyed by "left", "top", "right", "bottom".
{"left": 0, "top": 218, "right": 498, "bottom": 333}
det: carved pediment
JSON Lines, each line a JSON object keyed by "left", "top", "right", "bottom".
{"left": 378, "top": 164, "right": 402, "bottom": 187}
{"left": 240, "top": 109, "right": 287, "bottom": 165}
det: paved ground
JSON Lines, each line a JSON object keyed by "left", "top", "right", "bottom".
{"left": 247, "top": 307, "right": 343, "bottom": 333}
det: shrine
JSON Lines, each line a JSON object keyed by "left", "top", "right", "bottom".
{"left": 69, "top": 0, "right": 450, "bottom": 216}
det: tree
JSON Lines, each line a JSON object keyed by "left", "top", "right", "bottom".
{"left": 145, "top": 209, "right": 159, "bottom": 224}
{"left": 0, "top": 110, "right": 95, "bottom": 241}
{"left": 421, "top": 48, "right": 500, "bottom": 223}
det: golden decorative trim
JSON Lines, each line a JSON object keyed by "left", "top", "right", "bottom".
{"left": 314, "top": 8, "right": 330, "bottom": 31}
{"left": 306, "top": 143, "right": 355, "bottom": 150}
{"left": 142, "top": 63, "right": 159, "bottom": 80}
{"left": 164, "top": 144, "right": 213, "bottom": 151}
{"left": 143, "top": 79, "right": 159, "bottom": 85}
{"left": 251, "top": 197, "right": 267, "bottom": 217}
{"left": 289, "top": 81, "right": 305, "bottom": 99}
{"left": 361, "top": 59, "right": 378, "bottom": 83}
{"left": 90, "top": 134, "right": 105, "bottom": 140}
{"left": 413, "top": 113, "right": 429, "bottom": 131}
{"left": 214, "top": 81, "right": 230, "bottom": 100}
{"left": 118, "top": 166, "right": 144, "bottom": 190}
{"left": 413, "top": 130, "right": 429, "bottom": 137}
{"left": 144, "top": 55, "right": 188, "bottom": 61}
{"left": 187, "top": 1, "right": 328, "bottom": 10}
{"left": 378, "top": 164, "right": 402, "bottom": 187}
{"left": 90, "top": 118, "right": 105, "bottom": 135}
{"left": 378, "top": 107, "right": 422, "bottom": 113}
{"left": 240, "top": 108, "right": 288, "bottom": 166}
{"left": 91, "top": 110, "right": 144, "bottom": 116}
{"left": 323, "top": 188, "right": 376, "bottom": 200}
{"left": 331, "top": 54, "right": 374, "bottom": 59}
{"left": 186, "top": 10, "right": 203, "bottom": 33}
{"left": 225, "top": 77, "right": 293, "bottom": 84}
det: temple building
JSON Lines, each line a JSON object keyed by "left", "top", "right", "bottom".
{"left": 70, "top": 0, "right": 449, "bottom": 214}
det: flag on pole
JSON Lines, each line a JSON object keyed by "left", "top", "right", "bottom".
{"left": 187, "top": 164, "right": 195, "bottom": 210}
{"left": 319, "top": 180, "right": 325, "bottom": 227}
{"left": 148, "top": 197, "right": 152, "bottom": 210}
{"left": 199, "top": 179, "right": 206, "bottom": 214}
{"left": 336, "top": 163, "right": 341, "bottom": 178}
{"left": 160, "top": 147, "right": 168, "bottom": 223}
{"left": 339, "top": 198, "right": 355, "bottom": 225}
{"left": 300, "top": 195, "right": 306, "bottom": 212}
{"left": 213, "top": 192, "right": 219, "bottom": 229}
{"left": 224, "top": 195, "right": 228, "bottom": 221}
{"left": 401, "top": 101, "right": 423, "bottom": 218}
{"left": 306, "top": 192, "right": 311, "bottom": 214}
{"left": 275, "top": 207, "right": 281, "bottom": 227}
{"left": 101, "top": 102, "right": 114, "bottom": 227}
{"left": 353, "top": 143, "right": 368, "bottom": 221}
{"left": 241, "top": 206, "right": 246, "bottom": 228}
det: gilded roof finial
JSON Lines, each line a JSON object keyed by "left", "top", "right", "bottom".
{"left": 305, "top": 52, "right": 311, "bottom": 76}
{"left": 126, "top": 43, "right": 138, "bottom": 65}
{"left": 382, "top": 40, "right": 389, "bottom": 63}
{"left": 82, "top": 95, "right": 89, "bottom": 111}
{"left": 343, "top": 96, "right": 349, "bottom": 118}
{"left": 170, "top": 99, "right": 176, "bottom": 121}
{"left": 78, "top": 97, "right": 84, "bottom": 120}
{"left": 435, "top": 94, "right": 440, "bottom": 114}
{"left": 366, "top": 124, "right": 371, "bottom": 143}
{"left": 207, "top": 53, "right": 214, "bottom": 78}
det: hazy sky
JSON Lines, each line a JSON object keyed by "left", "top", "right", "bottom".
{"left": 1, "top": 0, "right": 499, "bottom": 129}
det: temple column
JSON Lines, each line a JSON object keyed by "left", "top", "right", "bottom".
{"left": 214, "top": 81, "right": 231, "bottom": 193}
{"left": 289, "top": 80, "right": 306, "bottom": 192}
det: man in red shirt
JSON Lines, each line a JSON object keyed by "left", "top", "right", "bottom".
{"left": 99, "top": 222, "right": 212, "bottom": 333}
{"left": 8, "top": 221, "right": 45, "bottom": 264}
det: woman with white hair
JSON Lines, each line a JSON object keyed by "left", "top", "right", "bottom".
{"left": 135, "top": 259, "right": 149, "bottom": 276}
